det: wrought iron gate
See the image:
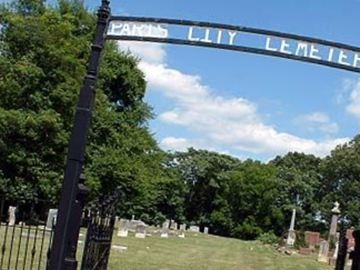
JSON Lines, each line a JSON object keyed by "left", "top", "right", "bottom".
{"left": 80, "top": 189, "right": 120, "bottom": 270}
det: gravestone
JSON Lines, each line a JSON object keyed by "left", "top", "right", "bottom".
{"left": 286, "top": 208, "right": 296, "bottom": 246}
{"left": 169, "top": 220, "right": 177, "bottom": 230}
{"left": 129, "top": 219, "right": 145, "bottom": 232}
{"left": 135, "top": 224, "right": 146, "bottom": 239}
{"left": 328, "top": 202, "right": 341, "bottom": 265}
{"left": 8, "top": 206, "right": 16, "bottom": 226}
{"left": 330, "top": 233, "right": 340, "bottom": 266}
{"left": 161, "top": 220, "right": 170, "bottom": 238}
{"left": 189, "top": 226, "right": 200, "bottom": 233}
{"left": 318, "top": 240, "right": 330, "bottom": 263}
{"left": 305, "top": 231, "right": 320, "bottom": 249}
{"left": 117, "top": 219, "right": 129, "bottom": 237}
{"left": 114, "top": 216, "right": 120, "bottom": 228}
{"left": 178, "top": 224, "right": 186, "bottom": 238}
{"left": 46, "top": 209, "right": 58, "bottom": 230}
{"left": 204, "top": 227, "right": 209, "bottom": 234}
{"left": 329, "top": 202, "right": 341, "bottom": 239}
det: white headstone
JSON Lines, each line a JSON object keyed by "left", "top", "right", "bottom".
{"left": 189, "top": 226, "right": 200, "bottom": 233}
{"left": 169, "top": 220, "right": 178, "bottom": 230}
{"left": 318, "top": 240, "right": 329, "bottom": 263}
{"left": 178, "top": 224, "right": 186, "bottom": 238}
{"left": 135, "top": 224, "right": 146, "bottom": 239}
{"left": 204, "top": 227, "right": 209, "bottom": 234}
{"left": 46, "top": 209, "right": 58, "bottom": 230}
{"left": 8, "top": 206, "right": 16, "bottom": 226}
{"left": 117, "top": 219, "right": 129, "bottom": 237}
{"left": 128, "top": 219, "right": 144, "bottom": 232}
{"left": 286, "top": 230, "right": 296, "bottom": 246}
{"left": 161, "top": 220, "right": 170, "bottom": 238}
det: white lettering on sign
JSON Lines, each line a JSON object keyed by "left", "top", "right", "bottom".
{"left": 108, "top": 22, "right": 168, "bottom": 38}
{"left": 354, "top": 53, "right": 360, "bottom": 67}
{"left": 264, "top": 36, "right": 360, "bottom": 68}
{"left": 265, "top": 37, "right": 277, "bottom": 52}
{"left": 338, "top": 50, "right": 350, "bottom": 66}
{"left": 108, "top": 21, "right": 360, "bottom": 69}
{"left": 309, "top": 44, "right": 321, "bottom": 60}
{"left": 295, "top": 42, "right": 309, "bottom": 57}
{"left": 187, "top": 27, "right": 237, "bottom": 45}
{"left": 228, "top": 31, "right": 237, "bottom": 45}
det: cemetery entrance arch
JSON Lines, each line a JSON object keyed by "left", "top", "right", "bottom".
{"left": 49, "top": 1, "right": 360, "bottom": 269}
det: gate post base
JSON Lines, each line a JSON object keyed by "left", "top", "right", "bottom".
{"left": 65, "top": 258, "right": 78, "bottom": 270}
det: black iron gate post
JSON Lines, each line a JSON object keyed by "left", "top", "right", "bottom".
{"left": 351, "top": 231, "right": 360, "bottom": 270}
{"left": 335, "top": 222, "right": 348, "bottom": 270}
{"left": 49, "top": 1, "right": 111, "bottom": 269}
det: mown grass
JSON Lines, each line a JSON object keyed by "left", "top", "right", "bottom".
{"left": 0, "top": 223, "right": 53, "bottom": 270}
{"left": 0, "top": 224, "right": 338, "bottom": 270}
{"left": 108, "top": 232, "right": 333, "bottom": 270}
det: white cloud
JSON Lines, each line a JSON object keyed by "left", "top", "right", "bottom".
{"left": 117, "top": 41, "right": 350, "bottom": 158}
{"left": 302, "top": 112, "right": 329, "bottom": 123}
{"left": 337, "top": 78, "right": 360, "bottom": 120}
{"left": 160, "top": 137, "right": 193, "bottom": 152}
{"left": 346, "top": 79, "right": 360, "bottom": 119}
{"left": 118, "top": 41, "right": 166, "bottom": 64}
{"left": 295, "top": 112, "right": 339, "bottom": 134}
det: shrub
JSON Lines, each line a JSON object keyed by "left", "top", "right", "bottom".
{"left": 257, "top": 231, "right": 279, "bottom": 245}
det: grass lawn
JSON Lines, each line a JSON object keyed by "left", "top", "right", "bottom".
{"left": 0, "top": 223, "right": 53, "bottom": 270}
{"left": 108, "top": 232, "right": 333, "bottom": 270}
{"left": 0, "top": 224, "right": 338, "bottom": 270}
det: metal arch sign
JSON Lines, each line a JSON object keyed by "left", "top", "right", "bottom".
{"left": 107, "top": 16, "right": 360, "bottom": 73}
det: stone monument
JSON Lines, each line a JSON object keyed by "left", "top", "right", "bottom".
{"left": 8, "top": 206, "right": 16, "bottom": 226}
{"left": 317, "top": 202, "right": 341, "bottom": 264}
{"left": 329, "top": 202, "right": 341, "bottom": 248}
{"left": 189, "top": 225, "right": 200, "bottom": 233}
{"left": 117, "top": 219, "right": 129, "bottom": 237}
{"left": 161, "top": 220, "right": 169, "bottom": 238}
{"left": 135, "top": 224, "right": 146, "bottom": 239}
{"left": 46, "top": 209, "right": 58, "bottom": 230}
{"left": 305, "top": 231, "right": 320, "bottom": 249}
{"left": 286, "top": 208, "right": 296, "bottom": 246}
{"left": 318, "top": 240, "right": 330, "bottom": 263}
{"left": 178, "top": 224, "right": 186, "bottom": 238}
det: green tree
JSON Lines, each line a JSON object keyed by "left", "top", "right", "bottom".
{"left": 222, "top": 160, "right": 280, "bottom": 239}
{"left": 0, "top": 0, "right": 165, "bottom": 223}
{"left": 169, "top": 149, "right": 240, "bottom": 229}
{"left": 320, "top": 135, "right": 360, "bottom": 227}
{"left": 270, "top": 152, "right": 324, "bottom": 232}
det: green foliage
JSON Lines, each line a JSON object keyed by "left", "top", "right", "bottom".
{"left": 257, "top": 231, "right": 279, "bottom": 245}
{"left": 0, "top": 0, "right": 171, "bottom": 223}
{"left": 294, "top": 231, "right": 307, "bottom": 249}
{"left": 319, "top": 135, "right": 360, "bottom": 226}
{"left": 270, "top": 153, "right": 323, "bottom": 232}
